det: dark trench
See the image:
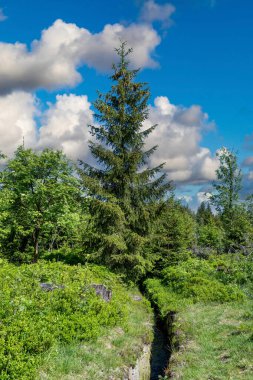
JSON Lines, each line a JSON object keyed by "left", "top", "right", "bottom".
{"left": 150, "top": 313, "right": 173, "bottom": 380}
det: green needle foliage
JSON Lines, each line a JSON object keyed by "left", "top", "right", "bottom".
{"left": 80, "top": 43, "right": 172, "bottom": 280}
{"left": 196, "top": 201, "right": 214, "bottom": 226}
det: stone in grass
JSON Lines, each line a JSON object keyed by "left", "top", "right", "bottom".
{"left": 132, "top": 295, "right": 142, "bottom": 301}
{"left": 40, "top": 283, "right": 65, "bottom": 291}
{"left": 92, "top": 284, "right": 112, "bottom": 302}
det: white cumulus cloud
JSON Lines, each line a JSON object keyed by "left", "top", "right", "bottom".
{"left": 140, "top": 0, "right": 175, "bottom": 28}
{"left": 38, "top": 94, "right": 93, "bottom": 161}
{"left": 0, "top": 19, "right": 161, "bottom": 94}
{"left": 0, "top": 92, "right": 218, "bottom": 187}
{"left": 197, "top": 191, "right": 212, "bottom": 204}
{"left": 144, "top": 96, "right": 218, "bottom": 183}
{"left": 0, "top": 91, "right": 37, "bottom": 156}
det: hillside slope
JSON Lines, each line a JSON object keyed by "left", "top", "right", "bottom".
{"left": 0, "top": 260, "right": 153, "bottom": 380}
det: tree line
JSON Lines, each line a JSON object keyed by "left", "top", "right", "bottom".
{"left": 0, "top": 43, "right": 252, "bottom": 281}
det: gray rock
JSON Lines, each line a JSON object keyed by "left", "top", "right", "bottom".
{"left": 39, "top": 283, "right": 65, "bottom": 291}
{"left": 91, "top": 284, "right": 112, "bottom": 302}
{"left": 132, "top": 295, "right": 142, "bottom": 301}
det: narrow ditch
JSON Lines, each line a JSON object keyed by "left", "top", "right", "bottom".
{"left": 138, "top": 284, "right": 177, "bottom": 379}
{"left": 150, "top": 311, "right": 176, "bottom": 379}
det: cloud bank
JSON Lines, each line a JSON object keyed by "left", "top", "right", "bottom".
{"left": 0, "top": 91, "right": 218, "bottom": 185}
{"left": 38, "top": 94, "right": 93, "bottom": 162}
{"left": 144, "top": 96, "right": 218, "bottom": 184}
{"left": 0, "top": 19, "right": 162, "bottom": 94}
{"left": 0, "top": 91, "right": 37, "bottom": 156}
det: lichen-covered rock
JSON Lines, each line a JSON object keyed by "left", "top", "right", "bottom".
{"left": 132, "top": 295, "right": 142, "bottom": 301}
{"left": 92, "top": 284, "right": 112, "bottom": 302}
{"left": 39, "top": 283, "right": 65, "bottom": 291}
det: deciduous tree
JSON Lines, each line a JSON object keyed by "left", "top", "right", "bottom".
{"left": 210, "top": 147, "right": 252, "bottom": 251}
{"left": 0, "top": 147, "right": 81, "bottom": 262}
{"left": 211, "top": 147, "right": 242, "bottom": 217}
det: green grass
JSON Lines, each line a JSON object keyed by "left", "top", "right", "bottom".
{"left": 169, "top": 301, "right": 253, "bottom": 380}
{"left": 145, "top": 255, "right": 253, "bottom": 380}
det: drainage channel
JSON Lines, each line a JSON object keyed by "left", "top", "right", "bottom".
{"left": 150, "top": 315, "right": 172, "bottom": 380}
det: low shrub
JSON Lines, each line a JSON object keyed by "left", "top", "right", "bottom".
{"left": 144, "top": 278, "right": 190, "bottom": 317}
{"left": 145, "top": 257, "right": 245, "bottom": 317}
{"left": 208, "top": 254, "right": 253, "bottom": 288}
{"left": 161, "top": 258, "right": 244, "bottom": 303}
{"left": 0, "top": 260, "right": 129, "bottom": 379}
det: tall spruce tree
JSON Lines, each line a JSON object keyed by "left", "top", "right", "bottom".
{"left": 80, "top": 43, "right": 171, "bottom": 279}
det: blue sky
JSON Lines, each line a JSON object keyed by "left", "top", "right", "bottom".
{"left": 0, "top": 0, "right": 252, "bottom": 206}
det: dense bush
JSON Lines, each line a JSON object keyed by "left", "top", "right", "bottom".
{"left": 197, "top": 223, "right": 224, "bottom": 252}
{"left": 145, "top": 257, "right": 245, "bottom": 317}
{"left": 162, "top": 258, "right": 244, "bottom": 302}
{"left": 208, "top": 254, "right": 253, "bottom": 288}
{"left": 144, "top": 278, "right": 189, "bottom": 317}
{"left": 0, "top": 260, "right": 129, "bottom": 379}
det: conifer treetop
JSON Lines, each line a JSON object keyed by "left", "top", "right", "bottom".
{"left": 79, "top": 42, "right": 172, "bottom": 279}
